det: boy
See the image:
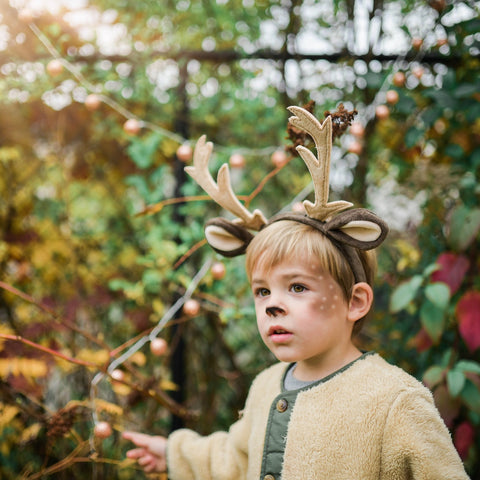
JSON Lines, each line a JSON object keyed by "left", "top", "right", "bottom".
{"left": 123, "top": 106, "right": 469, "bottom": 479}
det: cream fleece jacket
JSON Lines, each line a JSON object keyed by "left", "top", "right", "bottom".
{"left": 166, "top": 353, "right": 469, "bottom": 480}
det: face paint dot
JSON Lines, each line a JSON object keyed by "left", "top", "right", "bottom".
{"left": 333, "top": 295, "right": 339, "bottom": 300}
{"left": 322, "top": 297, "right": 327, "bottom": 302}
{"left": 329, "top": 284, "right": 334, "bottom": 289}
{"left": 320, "top": 305, "right": 325, "bottom": 310}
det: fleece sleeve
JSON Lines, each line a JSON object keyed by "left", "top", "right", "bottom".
{"left": 380, "top": 386, "right": 470, "bottom": 480}
{"left": 166, "top": 428, "right": 247, "bottom": 480}
{"left": 166, "top": 398, "right": 252, "bottom": 480}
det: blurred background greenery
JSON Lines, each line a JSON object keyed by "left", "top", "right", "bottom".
{"left": 0, "top": 0, "right": 479, "bottom": 478}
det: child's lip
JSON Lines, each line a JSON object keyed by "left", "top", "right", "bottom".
{"left": 267, "top": 325, "right": 292, "bottom": 337}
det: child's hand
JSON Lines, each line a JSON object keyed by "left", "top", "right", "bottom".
{"left": 123, "top": 431, "right": 167, "bottom": 473}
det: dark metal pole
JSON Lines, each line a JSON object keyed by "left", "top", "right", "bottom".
{"left": 170, "top": 60, "right": 189, "bottom": 432}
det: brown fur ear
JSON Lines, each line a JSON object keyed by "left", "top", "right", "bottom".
{"left": 205, "top": 218, "right": 254, "bottom": 257}
{"left": 325, "top": 209, "right": 389, "bottom": 250}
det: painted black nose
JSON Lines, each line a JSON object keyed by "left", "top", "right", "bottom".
{"left": 266, "top": 306, "right": 284, "bottom": 317}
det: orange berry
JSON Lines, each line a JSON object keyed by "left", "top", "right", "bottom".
{"left": 123, "top": 118, "right": 141, "bottom": 135}
{"left": 211, "top": 261, "right": 226, "bottom": 280}
{"left": 46, "top": 59, "right": 63, "bottom": 77}
{"left": 94, "top": 421, "right": 113, "bottom": 439}
{"left": 85, "top": 94, "right": 101, "bottom": 111}
{"left": 176, "top": 144, "right": 193, "bottom": 162}
{"left": 348, "top": 141, "right": 363, "bottom": 155}
{"left": 150, "top": 338, "right": 168, "bottom": 356}
{"left": 183, "top": 299, "right": 200, "bottom": 317}
{"left": 386, "top": 90, "right": 399, "bottom": 105}
{"left": 229, "top": 154, "right": 245, "bottom": 168}
{"left": 375, "top": 104, "right": 390, "bottom": 120}
{"left": 350, "top": 122, "right": 365, "bottom": 138}
{"left": 392, "top": 72, "right": 406, "bottom": 87}
{"left": 271, "top": 150, "right": 288, "bottom": 168}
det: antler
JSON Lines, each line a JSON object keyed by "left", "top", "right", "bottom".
{"left": 185, "top": 135, "right": 267, "bottom": 230}
{"left": 287, "top": 106, "right": 353, "bottom": 220}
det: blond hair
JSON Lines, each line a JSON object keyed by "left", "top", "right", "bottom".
{"left": 245, "top": 220, "right": 377, "bottom": 334}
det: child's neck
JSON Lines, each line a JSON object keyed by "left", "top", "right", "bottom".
{"left": 293, "top": 345, "right": 362, "bottom": 382}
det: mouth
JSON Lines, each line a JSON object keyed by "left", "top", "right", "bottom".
{"left": 268, "top": 326, "right": 293, "bottom": 343}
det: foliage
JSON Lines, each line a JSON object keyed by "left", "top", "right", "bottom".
{"left": 0, "top": 0, "right": 479, "bottom": 478}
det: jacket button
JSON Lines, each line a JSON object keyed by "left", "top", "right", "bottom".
{"left": 264, "top": 475, "right": 275, "bottom": 480}
{"left": 276, "top": 398, "right": 288, "bottom": 412}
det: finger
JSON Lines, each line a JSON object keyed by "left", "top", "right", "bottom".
{"left": 138, "top": 453, "right": 156, "bottom": 467}
{"left": 126, "top": 448, "right": 147, "bottom": 459}
{"left": 122, "top": 431, "right": 151, "bottom": 447}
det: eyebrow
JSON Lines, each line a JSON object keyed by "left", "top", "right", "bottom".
{"left": 251, "top": 270, "right": 321, "bottom": 285}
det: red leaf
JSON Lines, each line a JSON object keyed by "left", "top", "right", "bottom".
{"left": 431, "top": 252, "right": 470, "bottom": 295}
{"left": 457, "top": 291, "right": 480, "bottom": 352}
{"left": 454, "top": 421, "right": 475, "bottom": 460}
{"left": 433, "top": 384, "right": 460, "bottom": 428}
{"left": 410, "top": 328, "right": 433, "bottom": 353}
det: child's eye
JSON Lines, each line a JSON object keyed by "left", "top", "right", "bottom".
{"left": 255, "top": 288, "right": 270, "bottom": 297}
{"left": 291, "top": 284, "right": 306, "bottom": 293}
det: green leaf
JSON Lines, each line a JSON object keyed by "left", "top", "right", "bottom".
{"left": 444, "top": 144, "right": 464, "bottom": 160}
{"left": 424, "top": 90, "right": 457, "bottom": 109}
{"left": 448, "top": 205, "right": 480, "bottom": 251}
{"left": 423, "top": 262, "right": 440, "bottom": 277}
{"left": 389, "top": 275, "right": 423, "bottom": 313}
{"left": 447, "top": 369, "right": 466, "bottom": 397}
{"left": 420, "top": 299, "right": 445, "bottom": 343}
{"left": 424, "top": 282, "right": 450, "bottom": 310}
{"left": 405, "top": 127, "right": 423, "bottom": 148}
{"left": 456, "top": 360, "right": 480, "bottom": 375}
{"left": 423, "top": 365, "right": 445, "bottom": 389}
{"left": 395, "top": 95, "right": 416, "bottom": 115}
{"left": 142, "top": 269, "right": 163, "bottom": 293}
{"left": 420, "top": 106, "right": 442, "bottom": 128}
{"left": 127, "top": 132, "right": 162, "bottom": 169}
{"left": 364, "top": 72, "right": 384, "bottom": 89}
{"left": 471, "top": 148, "right": 480, "bottom": 169}
{"left": 460, "top": 379, "right": 480, "bottom": 413}
{"left": 453, "top": 84, "right": 478, "bottom": 99}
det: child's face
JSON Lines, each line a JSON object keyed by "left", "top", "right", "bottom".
{"left": 251, "top": 256, "right": 357, "bottom": 379}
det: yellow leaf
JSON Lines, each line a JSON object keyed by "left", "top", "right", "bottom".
{"left": 130, "top": 351, "right": 146, "bottom": 367}
{"left": 152, "top": 299, "right": 165, "bottom": 315}
{"left": 20, "top": 422, "right": 42, "bottom": 443}
{"left": 112, "top": 383, "right": 131, "bottom": 396}
{"left": 0, "top": 404, "right": 20, "bottom": 429}
{"left": 76, "top": 348, "right": 109, "bottom": 367}
{"left": 94, "top": 398, "right": 123, "bottom": 417}
{"left": 159, "top": 379, "right": 178, "bottom": 391}
{"left": 0, "top": 358, "right": 48, "bottom": 379}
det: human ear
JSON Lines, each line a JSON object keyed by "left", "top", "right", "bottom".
{"left": 347, "top": 282, "right": 373, "bottom": 322}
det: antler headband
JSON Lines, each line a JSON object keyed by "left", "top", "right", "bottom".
{"left": 185, "top": 106, "right": 388, "bottom": 283}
